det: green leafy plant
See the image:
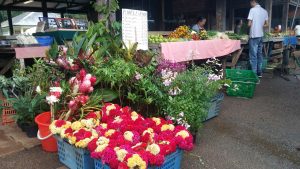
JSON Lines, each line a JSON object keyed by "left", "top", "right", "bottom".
{"left": 5, "top": 91, "right": 48, "bottom": 125}
{"left": 162, "top": 67, "right": 220, "bottom": 133}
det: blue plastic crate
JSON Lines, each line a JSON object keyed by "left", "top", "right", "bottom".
{"left": 94, "top": 149, "right": 183, "bottom": 169}
{"left": 56, "top": 136, "right": 95, "bottom": 169}
{"left": 205, "top": 93, "right": 224, "bottom": 121}
{"left": 35, "top": 36, "right": 53, "bottom": 46}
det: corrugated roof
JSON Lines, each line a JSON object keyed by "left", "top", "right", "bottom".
{"left": 1, "top": 12, "right": 60, "bottom": 28}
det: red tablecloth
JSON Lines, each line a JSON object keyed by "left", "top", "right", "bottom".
{"left": 161, "top": 39, "right": 241, "bottom": 62}
{"left": 14, "top": 46, "right": 49, "bottom": 59}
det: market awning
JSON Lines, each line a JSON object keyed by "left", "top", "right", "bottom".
{"left": 0, "top": 0, "right": 95, "bottom": 13}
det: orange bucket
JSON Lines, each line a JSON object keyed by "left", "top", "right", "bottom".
{"left": 35, "top": 112, "right": 57, "bottom": 152}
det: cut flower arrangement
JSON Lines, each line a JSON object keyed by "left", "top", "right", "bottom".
{"left": 50, "top": 103, "right": 193, "bottom": 169}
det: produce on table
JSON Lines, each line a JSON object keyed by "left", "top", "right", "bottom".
{"left": 226, "top": 33, "right": 248, "bottom": 40}
{"left": 50, "top": 103, "right": 194, "bottom": 169}
{"left": 148, "top": 35, "right": 178, "bottom": 44}
{"left": 169, "top": 25, "right": 191, "bottom": 39}
{"left": 199, "top": 30, "right": 208, "bottom": 40}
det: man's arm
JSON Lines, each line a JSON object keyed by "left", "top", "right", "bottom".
{"left": 248, "top": 20, "right": 252, "bottom": 27}
{"left": 264, "top": 20, "right": 268, "bottom": 27}
{"left": 247, "top": 9, "right": 253, "bottom": 27}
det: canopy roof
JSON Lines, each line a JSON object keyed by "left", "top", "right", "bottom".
{"left": 1, "top": 12, "right": 60, "bottom": 27}
{"left": 0, "top": 0, "right": 95, "bottom": 13}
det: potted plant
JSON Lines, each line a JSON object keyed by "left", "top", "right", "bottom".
{"left": 6, "top": 90, "right": 48, "bottom": 137}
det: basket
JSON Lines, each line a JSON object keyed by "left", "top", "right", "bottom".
{"left": 56, "top": 136, "right": 95, "bottom": 169}
{"left": 0, "top": 95, "right": 16, "bottom": 125}
{"left": 205, "top": 93, "right": 224, "bottom": 121}
{"left": 226, "top": 69, "right": 259, "bottom": 98}
{"left": 94, "top": 149, "right": 183, "bottom": 169}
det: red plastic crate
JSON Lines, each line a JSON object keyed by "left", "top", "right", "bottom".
{"left": 1, "top": 96, "right": 16, "bottom": 125}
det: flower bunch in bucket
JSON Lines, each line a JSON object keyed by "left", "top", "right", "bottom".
{"left": 46, "top": 69, "right": 103, "bottom": 121}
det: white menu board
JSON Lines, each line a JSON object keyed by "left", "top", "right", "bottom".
{"left": 122, "top": 9, "right": 148, "bottom": 50}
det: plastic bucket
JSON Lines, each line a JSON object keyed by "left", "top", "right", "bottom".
{"left": 35, "top": 112, "right": 57, "bottom": 152}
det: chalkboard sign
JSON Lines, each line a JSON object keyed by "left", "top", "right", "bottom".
{"left": 122, "top": 9, "right": 148, "bottom": 50}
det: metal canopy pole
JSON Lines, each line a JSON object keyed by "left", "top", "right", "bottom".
{"left": 42, "top": 0, "right": 48, "bottom": 18}
{"left": 291, "top": 0, "right": 300, "bottom": 29}
{"left": 7, "top": 10, "right": 13, "bottom": 35}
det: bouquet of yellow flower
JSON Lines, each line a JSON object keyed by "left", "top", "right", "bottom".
{"left": 169, "top": 25, "right": 191, "bottom": 39}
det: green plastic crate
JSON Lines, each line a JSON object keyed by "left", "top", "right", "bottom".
{"left": 226, "top": 69, "right": 259, "bottom": 98}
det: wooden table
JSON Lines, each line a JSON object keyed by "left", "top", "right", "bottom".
{"left": 0, "top": 46, "right": 49, "bottom": 74}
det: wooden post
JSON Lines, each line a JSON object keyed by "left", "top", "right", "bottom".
{"left": 282, "top": 0, "right": 289, "bottom": 31}
{"left": 229, "top": 0, "right": 235, "bottom": 31}
{"left": 7, "top": 10, "right": 13, "bottom": 35}
{"left": 161, "top": 0, "right": 165, "bottom": 30}
{"left": 216, "top": 0, "right": 227, "bottom": 31}
{"left": 264, "top": 0, "right": 273, "bottom": 32}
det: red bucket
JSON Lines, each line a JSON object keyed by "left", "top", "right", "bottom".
{"left": 35, "top": 112, "right": 57, "bottom": 152}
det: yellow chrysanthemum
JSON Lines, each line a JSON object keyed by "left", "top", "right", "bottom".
{"left": 100, "top": 123, "right": 108, "bottom": 129}
{"left": 152, "top": 117, "right": 161, "bottom": 125}
{"left": 142, "top": 128, "right": 154, "bottom": 136}
{"left": 68, "top": 136, "right": 76, "bottom": 145}
{"left": 146, "top": 143, "right": 160, "bottom": 155}
{"left": 71, "top": 121, "right": 83, "bottom": 131}
{"left": 80, "top": 119, "right": 95, "bottom": 129}
{"left": 113, "top": 116, "right": 123, "bottom": 123}
{"left": 106, "top": 104, "right": 116, "bottom": 115}
{"left": 127, "top": 154, "right": 147, "bottom": 169}
{"left": 105, "top": 129, "right": 116, "bottom": 137}
{"left": 115, "top": 149, "right": 128, "bottom": 162}
{"left": 161, "top": 124, "right": 175, "bottom": 131}
{"left": 175, "top": 130, "right": 190, "bottom": 139}
{"left": 95, "top": 136, "right": 110, "bottom": 152}
{"left": 75, "top": 138, "right": 90, "bottom": 148}
{"left": 124, "top": 131, "right": 134, "bottom": 142}
{"left": 131, "top": 111, "right": 139, "bottom": 121}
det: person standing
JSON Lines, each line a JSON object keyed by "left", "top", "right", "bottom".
{"left": 192, "top": 16, "right": 207, "bottom": 33}
{"left": 234, "top": 19, "right": 243, "bottom": 34}
{"left": 248, "top": 0, "right": 268, "bottom": 78}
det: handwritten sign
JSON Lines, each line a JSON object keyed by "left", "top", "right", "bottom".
{"left": 122, "top": 9, "right": 148, "bottom": 50}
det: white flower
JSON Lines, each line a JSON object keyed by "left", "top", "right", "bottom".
{"left": 224, "top": 83, "right": 230, "bottom": 87}
{"left": 46, "top": 95, "right": 60, "bottom": 105}
{"left": 163, "top": 79, "right": 172, "bottom": 87}
{"left": 50, "top": 87, "right": 63, "bottom": 94}
{"left": 191, "top": 31, "right": 197, "bottom": 35}
{"left": 208, "top": 74, "right": 221, "bottom": 81}
{"left": 179, "top": 112, "right": 184, "bottom": 117}
{"left": 36, "top": 86, "right": 41, "bottom": 94}
{"left": 135, "top": 72, "right": 143, "bottom": 80}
